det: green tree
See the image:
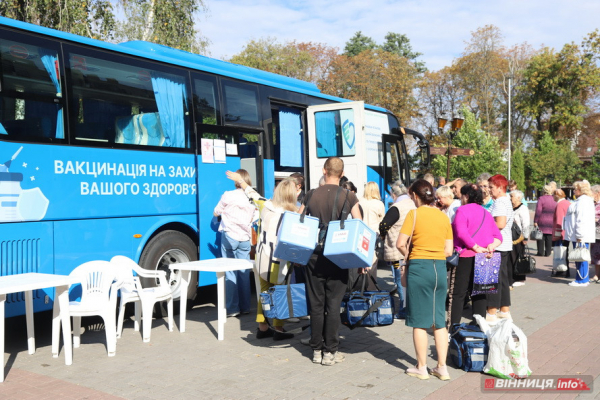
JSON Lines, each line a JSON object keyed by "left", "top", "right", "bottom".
{"left": 115, "top": 0, "right": 209, "bottom": 53}
{"left": 510, "top": 140, "right": 526, "bottom": 191}
{"left": 343, "top": 31, "right": 425, "bottom": 71}
{"left": 431, "top": 108, "right": 506, "bottom": 182}
{"left": 580, "top": 139, "right": 600, "bottom": 184}
{"left": 0, "top": 0, "right": 116, "bottom": 40}
{"left": 516, "top": 30, "right": 600, "bottom": 138}
{"left": 525, "top": 131, "right": 582, "bottom": 190}
{"left": 343, "top": 31, "right": 377, "bottom": 56}
{"left": 381, "top": 32, "right": 426, "bottom": 72}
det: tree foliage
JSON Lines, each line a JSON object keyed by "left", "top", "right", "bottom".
{"left": 343, "top": 31, "right": 425, "bottom": 72}
{"left": 516, "top": 30, "right": 600, "bottom": 138}
{"left": 431, "top": 108, "right": 506, "bottom": 182}
{"left": 229, "top": 38, "right": 338, "bottom": 84}
{"left": 343, "top": 31, "right": 377, "bottom": 57}
{"left": 510, "top": 140, "right": 526, "bottom": 191}
{"left": 319, "top": 49, "right": 420, "bottom": 125}
{"left": 453, "top": 25, "right": 505, "bottom": 132}
{"left": 525, "top": 131, "right": 582, "bottom": 190}
{"left": 0, "top": 0, "right": 116, "bottom": 41}
{"left": 115, "top": 0, "right": 209, "bottom": 53}
{"left": 417, "top": 66, "right": 465, "bottom": 142}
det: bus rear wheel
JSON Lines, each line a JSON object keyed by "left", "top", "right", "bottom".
{"left": 139, "top": 230, "right": 198, "bottom": 315}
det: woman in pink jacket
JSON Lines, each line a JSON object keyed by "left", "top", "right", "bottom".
{"left": 551, "top": 189, "right": 571, "bottom": 278}
{"left": 450, "top": 184, "right": 502, "bottom": 325}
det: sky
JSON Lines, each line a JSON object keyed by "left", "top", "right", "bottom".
{"left": 199, "top": 0, "right": 600, "bottom": 71}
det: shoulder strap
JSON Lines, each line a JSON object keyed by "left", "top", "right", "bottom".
{"left": 471, "top": 209, "right": 486, "bottom": 238}
{"left": 300, "top": 189, "right": 315, "bottom": 223}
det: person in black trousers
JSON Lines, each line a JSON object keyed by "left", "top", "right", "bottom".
{"left": 299, "top": 157, "right": 363, "bottom": 366}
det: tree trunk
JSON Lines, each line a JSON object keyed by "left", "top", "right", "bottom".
{"left": 141, "top": 0, "right": 155, "bottom": 41}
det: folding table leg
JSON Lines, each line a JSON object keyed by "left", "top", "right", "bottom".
{"left": 51, "top": 289, "right": 61, "bottom": 358}
{"left": 179, "top": 270, "right": 191, "bottom": 333}
{"left": 56, "top": 286, "right": 73, "bottom": 365}
{"left": 0, "top": 295, "right": 5, "bottom": 383}
{"left": 217, "top": 271, "right": 225, "bottom": 340}
{"left": 24, "top": 290, "right": 35, "bottom": 355}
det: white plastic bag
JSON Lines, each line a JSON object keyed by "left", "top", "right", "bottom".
{"left": 552, "top": 245, "right": 568, "bottom": 272}
{"left": 474, "top": 315, "right": 532, "bottom": 379}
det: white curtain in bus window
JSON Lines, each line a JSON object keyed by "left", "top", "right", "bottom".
{"left": 278, "top": 107, "right": 303, "bottom": 167}
{"left": 0, "top": 40, "right": 63, "bottom": 139}
{"left": 315, "top": 109, "right": 356, "bottom": 158}
{"left": 68, "top": 52, "right": 189, "bottom": 148}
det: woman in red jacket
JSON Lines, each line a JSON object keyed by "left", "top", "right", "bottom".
{"left": 551, "top": 189, "right": 571, "bottom": 277}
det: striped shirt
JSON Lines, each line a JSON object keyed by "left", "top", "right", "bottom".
{"left": 213, "top": 188, "right": 257, "bottom": 242}
{"left": 490, "top": 195, "right": 514, "bottom": 252}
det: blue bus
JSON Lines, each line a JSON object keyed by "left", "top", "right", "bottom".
{"left": 0, "top": 16, "right": 430, "bottom": 317}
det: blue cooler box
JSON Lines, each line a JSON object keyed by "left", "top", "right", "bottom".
{"left": 323, "top": 219, "right": 375, "bottom": 269}
{"left": 273, "top": 211, "right": 320, "bottom": 265}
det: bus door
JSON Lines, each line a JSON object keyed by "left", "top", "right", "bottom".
{"left": 195, "top": 125, "right": 263, "bottom": 267}
{"left": 306, "top": 102, "right": 366, "bottom": 195}
{"left": 382, "top": 134, "right": 405, "bottom": 207}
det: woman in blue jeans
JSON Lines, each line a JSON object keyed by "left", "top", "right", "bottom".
{"left": 213, "top": 169, "right": 257, "bottom": 316}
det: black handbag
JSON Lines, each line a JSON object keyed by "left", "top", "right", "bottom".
{"left": 514, "top": 246, "right": 537, "bottom": 275}
{"left": 375, "top": 234, "right": 385, "bottom": 261}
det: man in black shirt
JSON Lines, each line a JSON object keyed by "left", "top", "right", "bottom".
{"left": 299, "top": 157, "right": 362, "bottom": 366}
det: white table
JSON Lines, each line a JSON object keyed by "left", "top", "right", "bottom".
{"left": 0, "top": 273, "right": 79, "bottom": 382}
{"left": 170, "top": 258, "right": 254, "bottom": 340}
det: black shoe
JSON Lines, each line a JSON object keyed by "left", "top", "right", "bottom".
{"left": 273, "top": 330, "right": 294, "bottom": 341}
{"left": 256, "top": 328, "right": 274, "bottom": 339}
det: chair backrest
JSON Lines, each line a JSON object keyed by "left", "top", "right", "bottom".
{"left": 110, "top": 256, "right": 138, "bottom": 292}
{"left": 110, "top": 255, "right": 146, "bottom": 275}
{"left": 69, "top": 260, "right": 120, "bottom": 303}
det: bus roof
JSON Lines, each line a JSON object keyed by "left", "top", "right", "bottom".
{"left": 0, "top": 16, "right": 390, "bottom": 114}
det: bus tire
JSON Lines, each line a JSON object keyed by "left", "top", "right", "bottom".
{"left": 139, "top": 230, "right": 198, "bottom": 316}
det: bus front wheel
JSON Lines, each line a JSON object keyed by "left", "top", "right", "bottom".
{"left": 139, "top": 230, "right": 198, "bottom": 314}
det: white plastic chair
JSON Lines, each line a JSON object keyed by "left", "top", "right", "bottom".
{"left": 111, "top": 256, "right": 173, "bottom": 343}
{"left": 53, "top": 260, "right": 122, "bottom": 357}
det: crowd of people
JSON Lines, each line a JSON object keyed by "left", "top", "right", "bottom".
{"left": 213, "top": 159, "right": 600, "bottom": 380}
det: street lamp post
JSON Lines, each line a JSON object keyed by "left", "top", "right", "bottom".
{"left": 507, "top": 74, "right": 513, "bottom": 180}
{"left": 438, "top": 116, "right": 464, "bottom": 181}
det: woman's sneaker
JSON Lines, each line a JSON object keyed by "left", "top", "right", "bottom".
{"left": 406, "top": 365, "right": 429, "bottom": 380}
{"left": 321, "top": 351, "right": 345, "bottom": 366}
{"left": 312, "top": 350, "right": 322, "bottom": 364}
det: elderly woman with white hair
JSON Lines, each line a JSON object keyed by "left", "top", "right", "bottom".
{"left": 379, "top": 180, "right": 416, "bottom": 319}
{"left": 510, "top": 190, "right": 530, "bottom": 287}
{"left": 435, "top": 185, "right": 460, "bottom": 223}
{"left": 533, "top": 184, "right": 557, "bottom": 257}
{"left": 590, "top": 185, "right": 600, "bottom": 282}
{"left": 563, "top": 180, "right": 596, "bottom": 287}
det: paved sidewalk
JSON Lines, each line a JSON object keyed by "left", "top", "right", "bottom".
{"left": 1, "top": 249, "right": 599, "bottom": 399}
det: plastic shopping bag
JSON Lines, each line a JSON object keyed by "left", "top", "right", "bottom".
{"left": 474, "top": 315, "right": 532, "bottom": 379}
{"left": 552, "top": 245, "right": 568, "bottom": 272}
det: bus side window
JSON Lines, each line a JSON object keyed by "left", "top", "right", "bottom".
{"left": 67, "top": 49, "right": 190, "bottom": 149}
{"left": 0, "top": 34, "right": 64, "bottom": 141}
